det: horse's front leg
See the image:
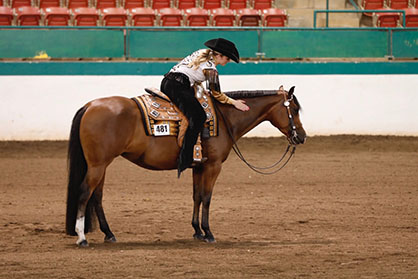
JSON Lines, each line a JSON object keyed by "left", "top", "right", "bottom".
{"left": 199, "top": 163, "right": 222, "bottom": 243}
{"left": 192, "top": 168, "right": 204, "bottom": 240}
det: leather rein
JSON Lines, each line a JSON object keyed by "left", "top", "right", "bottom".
{"left": 213, "top": 92, "right": 297, "bottom": 175}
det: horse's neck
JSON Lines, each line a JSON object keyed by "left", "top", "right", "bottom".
{"left": 219, "top": 95, "right": 279, "bottom": 140}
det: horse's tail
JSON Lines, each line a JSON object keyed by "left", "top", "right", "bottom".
{"left": 65, "top": 106, "right": 96, "bottom": 235}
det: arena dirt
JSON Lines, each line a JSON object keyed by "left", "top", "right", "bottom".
{"left": 0, "top": 136, "right": 417, "bottom": 278}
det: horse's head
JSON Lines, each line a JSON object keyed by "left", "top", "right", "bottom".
{"left": 269, "top": 86, "right": 306, "bottom": 145}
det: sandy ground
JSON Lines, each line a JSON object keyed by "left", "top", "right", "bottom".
{"left": 0, "top": 136, "right": 417, "bottom": 278}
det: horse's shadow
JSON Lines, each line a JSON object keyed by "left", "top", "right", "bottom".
{"left": 69, "top": 238, "right": 333, "bottom": 250}
{"left": 78, "top": 239, "right": 260, "bottom": 251}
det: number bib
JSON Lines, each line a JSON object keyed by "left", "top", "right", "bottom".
{"left": 153, "top": 123, "right": 170, "bottom": 136}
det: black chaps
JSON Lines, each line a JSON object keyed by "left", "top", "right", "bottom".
{"left": 161, "top": 72, "right": 206, "bottom": 176}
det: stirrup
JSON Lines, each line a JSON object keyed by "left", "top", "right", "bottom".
{"left": 191, "top": 134, "right": 206, "bottom": 166}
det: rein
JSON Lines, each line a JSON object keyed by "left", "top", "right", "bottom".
{"left": 212, "top": 95, "right": 296, "bottom": 175}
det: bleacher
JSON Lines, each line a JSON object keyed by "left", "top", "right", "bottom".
{"left": 0, "top": 0, "right": 289, "bottom": 26}
{"left": 358, "top": 0, "right": 418, "bottom": 27}
{"left": 0, "top": 0, "right": 417, "bottom": 27}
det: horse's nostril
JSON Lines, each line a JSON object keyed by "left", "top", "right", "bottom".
{"left": 291, "top": 134, "right": 306, "bottom": 145}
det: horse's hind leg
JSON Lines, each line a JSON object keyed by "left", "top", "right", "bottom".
{"left": 75, "top": 182, "right": 92, "bottom": 246}
{"left": 93, "top": 174, "right": 116, "bottom": 243}
{"left": 75, "top": 166, "right": 106, "bottom": 247}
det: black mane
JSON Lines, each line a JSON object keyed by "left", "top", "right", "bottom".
{"left": 224, "top": 90, "right": 278, "bottom": 98}
{"left": 225, "top": 89, "right": 302, "bottom": 112}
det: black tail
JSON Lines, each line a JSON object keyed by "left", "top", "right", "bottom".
{"left": 65, "top": 106, "right": 96, "bottom": 235}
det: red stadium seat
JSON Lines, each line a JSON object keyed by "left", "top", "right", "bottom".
{"left": 96, "top": 0, "right": 116, "bottom": 9}
{"left": 361, "top": 0, "right": 385, "bottom": 18}
{"left": 251, "top": 0, "right": 271, "bottom": 10}
{"left": 16, "top": 6, "right": 41, "bottom": 25}
{"left": 0, "top": 7, "right": 14, "bottom": 26}
{"left": 176, "top": 0, "right": 196, "bottom": 9}
{"left": 129, "top": 7, "right": 155, "bottom": 25}
{"left": 361, "top": 0, "right": 384, "bottom": 9}
{"left": 159, "top": 7, "right": 182, "bottom": 26}
{"left": 415, "top": 0, "right": 418, "bottom": 8}
{"left": 11, "top": 0, "right": 32, "bottom": 8}
{"left": 73, "top": 7, "right": 99, "bottom": 25}
{"left": 386, "top": 0, "right": 409, "bottom": 9}
{"left": 227, "top": 0, "right": 246, "bottom": 10}
{"left": 102, "top": 7, "right": 127, "bottom": 25}
{"left": 202, "top": 0, "right": 222, "bottom": 9}
{"left": 211, "top": 7, "right": 235, "bottom": 26}
{"left": 44, "top": 7, "right": 71, "bottom": 25}
{"left": 184, "top": 7, "right": 209, "bottom": 26}
{"left": 237, "top": 8, "right": 260, "bottom": 26}
{"left": 262, "top": 8, "right": 287, "bottom": 26}
{"left": 0, "top": 0, "right": 3, "bottom": 5}
{"left": 360, "top": 0, "right": 385, "bottom": 26}
{"left": 375, "top": 9, "right": 400, "bottom": 27}
{"left": 123, "top": 0, "right": 145, "bottom": 9}
{"left": 151, "top": 0, "right": 170, "bottom": 9}
{"left": 39, "top": 0, "right": 60, "bottom": 8}
{"left": 67, "top": 0, "right": 89, "bottom": 9}
{"left": 404, "top": 8, "right": 418, "bottom": 27}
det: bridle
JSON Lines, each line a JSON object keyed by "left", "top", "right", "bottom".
{"left": 284, "top": 94, "right": 300, "bottom": 146}
{"left": 213, "top": 91, "right": 298, "bottom": 175}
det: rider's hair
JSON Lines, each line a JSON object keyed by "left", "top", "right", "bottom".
{"left": 188, "top": 49, "right": 219, "bottom": 70}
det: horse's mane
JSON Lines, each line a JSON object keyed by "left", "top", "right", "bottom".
{"left": 225, "top": 89, "right": 302, "bottom": 111}
{"left": 224, "top": 90, "right": 278, "bottom": 98}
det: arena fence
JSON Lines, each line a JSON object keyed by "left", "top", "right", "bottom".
{"left": 0, "top": 27, "right": 418, "bottom": 60}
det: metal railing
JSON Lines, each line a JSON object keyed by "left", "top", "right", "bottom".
{"left": 314, "top": 9, "right": 407, "bottom": 28}
{"left": 347, "top": 0, "right": 360, "bottom": 9}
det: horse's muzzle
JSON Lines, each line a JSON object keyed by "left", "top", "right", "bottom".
{"left": 289, "top": 130, "right": 306, "bottom": 145}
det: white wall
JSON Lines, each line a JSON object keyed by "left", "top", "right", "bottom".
{"left": 1, "top": 75, "right": 417, "bottom": 140}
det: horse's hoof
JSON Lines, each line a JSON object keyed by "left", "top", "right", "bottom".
{"left": 77, "top": 240, "right": 89, "bottom": 247}
{"left": 204, "top": 236, "right": 216, "bottom": 243}
{"left": 104, "top": 236, "right": 117, "bottom": 243}
{"left": 193, "top": 233, "right": 204, "bottom": 241}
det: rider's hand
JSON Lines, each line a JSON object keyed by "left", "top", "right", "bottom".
{"left": 232, "top": 99, "right": 250, "bottom": 111}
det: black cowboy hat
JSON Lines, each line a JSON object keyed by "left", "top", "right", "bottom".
{"left": 204, "top": 38, "right": 240, "bottom": 63}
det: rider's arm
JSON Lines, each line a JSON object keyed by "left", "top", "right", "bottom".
{"left": 203, "top": 69, "right": 233, "bottom": 105}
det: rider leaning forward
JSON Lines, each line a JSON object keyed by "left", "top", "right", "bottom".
{"left": 160, "top": 38, "right": 250, "bottom": 177}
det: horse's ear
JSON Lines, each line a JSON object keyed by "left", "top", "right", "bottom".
{"left": 278, "top": 85, "right": 285, "bottom": 95}
{"left": 289, "top": 86, "right": 295, "bottom": 96}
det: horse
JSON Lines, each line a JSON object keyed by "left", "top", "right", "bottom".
{"left": 65, "top": 86, "right": 306, "bottom": 247}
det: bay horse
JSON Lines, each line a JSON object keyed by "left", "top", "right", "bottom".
{"left": 65, "top": 86, "right": 306, "bottom": 246}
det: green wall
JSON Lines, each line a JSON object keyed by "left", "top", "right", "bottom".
{"left": 261, "top": 30, "right": 389, "bottom": 58}
{"left": 128, "top": 30, "right": 259, "bottom": 58}
{"left": 0, "top": 29, "right": 124, "bottom": 58}
{"left": 392, "top": 30, "right": 418, "bottom": 58}
{"left": 1, "top": 27, "right": 418, "bottom": 59}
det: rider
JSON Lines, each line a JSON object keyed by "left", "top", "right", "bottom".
{"left": 161, "top": 38, "right": 250, "bottom": 177}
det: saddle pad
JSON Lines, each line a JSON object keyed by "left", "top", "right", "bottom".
{"left": 132, "top": 88, "right": 218, "bottom": 139}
